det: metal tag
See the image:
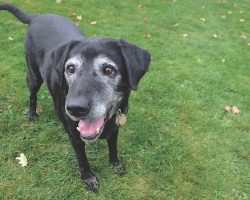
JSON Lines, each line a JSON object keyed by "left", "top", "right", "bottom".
{"left": 116, "top": 110, "right": 127, "bottom": 126}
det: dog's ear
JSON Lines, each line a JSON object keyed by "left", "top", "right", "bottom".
{"left": 51, "top": 40, "right": 80, "bottom": 89}
{"left": 118, "top": 39, "right": 151, "bottom": 90}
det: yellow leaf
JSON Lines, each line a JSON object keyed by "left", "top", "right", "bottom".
{"left": 232, "top": 106, "right": 240, "bottom": 114}
{"left": 200, "top": 17, "right": 206, "bottom": 22}
{"left": 90, "top": 21, "right": 97, "bottom": 25}
{"left": 143, "top": 34, "right": 151, "bottom": 39}
{"left": 240, "top": 35, "right": 247, "bottom": 39}
{"left": 77, "top": 15, "right": 82, "bottom": 21}
{"left": 224, "top": 105, "right": 231, "bottom": 112}
{"left": 16, "top": 153, "right": 27, "bottom": 167}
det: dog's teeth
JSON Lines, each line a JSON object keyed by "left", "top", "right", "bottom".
{"left": 77, "top": 127, "right": 80, "bottom": 132}
{"left": 96, "top": 128, "right": 100, "bottom": 133}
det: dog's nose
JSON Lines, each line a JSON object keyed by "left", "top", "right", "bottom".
{"left": 66, "top": 98, "right": 90, "bottom": 117}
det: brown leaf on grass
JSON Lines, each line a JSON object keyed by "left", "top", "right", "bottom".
{"left": 224, "top": 105, "right": 231, "bottom": 112}
{"left": 143, "top": 34, "right": 151, "bottom": 39}
{"left": 90, "top": 21, "right": 97, "bottom": 25}
{"left": 240, "top": 35, "right": 247, "bottom": 39}
{"left": 143, "top": 18, "right": 149, "bottom": 24}
{"left": 232, "top": 106, "right": 240, "bottom": 114}
{"left": 56, "top": 0, "right": 62, "bottom": 3}
{"left": 36, "top": 105, "right": 43, "bottom": 115}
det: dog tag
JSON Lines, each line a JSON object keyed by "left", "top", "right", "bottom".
{"left": 116, "top": 111, "right": 127, "bottom": 126}
{"left": 118, "top": 113, "right": 127, "bottom": 126}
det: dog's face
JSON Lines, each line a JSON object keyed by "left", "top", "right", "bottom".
{"left": 54, "top": 39, "right": 151, "bottom": 142}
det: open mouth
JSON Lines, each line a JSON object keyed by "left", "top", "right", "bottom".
{"left": 75, "top": 107, "right": 112, "bottom": 142}
{"left": 77, "top": 116, "right": 108, "bottom": 142}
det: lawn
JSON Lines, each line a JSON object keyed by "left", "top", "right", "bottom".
{"left": 0, "top": 0, "right": 249, "bottom": 199}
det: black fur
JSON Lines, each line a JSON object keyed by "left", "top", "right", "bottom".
{"left": 0, "top": 3, "right": 151, "bottom": 192}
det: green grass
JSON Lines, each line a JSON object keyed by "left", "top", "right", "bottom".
{"left": 0, "top": 0, "right": 250, "bottom": 199}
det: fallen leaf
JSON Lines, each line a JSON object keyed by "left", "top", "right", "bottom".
{"left": 76, "top": 15, "right": 82, "bottom": 21}
{"left": 200, "top": 17, "right": 206, "bottom": 22}
{"left": 90, "top": 21, "right": 97, "bottom": 25}
{"left": 36, "top": 105, "right": 43, "bottom": 115}
{"left": 182, "top": 33, "right": 188, "bottom": 37}
{"left": 248, "top": 43, "right": 250, "bottom": 46}
{"left": 173, "top": 23, "right": 179, "bottom": 27}
{"left": 56, "top": 0, "right": 62, "bottom": 3}
{"left": 239, "top": 19, "right": 245, "bottom": 22}
{"left": 232, "top": 106, "right": 240, "bottom": 114}
{"left": 143, "top": 34, "right": 151, "bottom": 39}
{"left": 212, "top": 34, "right": 218, "bottom": 38}
{"left": 143, "top": 18, "right": 149, "bottom": 24}
{"left": 240, "top": 35, "right": 247, "bottom": 39}
{"left": 16, "top": 153, "right": 27, "bottom": 167}
{"left": 228, "top": 11, "right": 232, "bottom": 15}
{"left": 224, "top": 105, "right": 231, "bottom": 112}
{"left": 8, "top": 36, "right": 14, "bottom": 41}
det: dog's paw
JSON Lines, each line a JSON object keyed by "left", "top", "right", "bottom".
{"left": 28, "top": 111, "right": 38, "bottom": 122}
{"left": 111, "top": 160, "right": 126, "bottom": 176}
{"left": 84, "top": 176, "right": 99, "bottom": 193}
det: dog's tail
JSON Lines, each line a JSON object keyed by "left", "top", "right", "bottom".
{"left": 0, "top": 3, "right": 33, "bottom": 24}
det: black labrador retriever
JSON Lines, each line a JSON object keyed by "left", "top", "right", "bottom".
{"left": 0, "top": 4, "right": 151, "bottom": 192}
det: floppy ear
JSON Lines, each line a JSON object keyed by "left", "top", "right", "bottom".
{"left": 118, "top": 39, "right": 151, "bottom": 90}
{"left": 51, "top": 40, "right": 80, "bottom": 89}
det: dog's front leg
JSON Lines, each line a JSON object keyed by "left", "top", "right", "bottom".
{"left": 68, "top": 135, "right": 99, "bottom": 192}
{"left": 107, "top": 128, "right": 126, "bottom": 176}
{"left": 60, "top": 115, "right": 99, "bottom": 192}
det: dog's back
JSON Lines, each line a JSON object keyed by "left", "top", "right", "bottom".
{"left": 0, "top": 4, "right": 85, "bottom": 51}
{"left": 28, "top": 14, "right": 85, "bottom": 51}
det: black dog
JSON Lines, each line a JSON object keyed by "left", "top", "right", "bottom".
{"left": 0, "top": 4, "right": 151, "bottom": 192}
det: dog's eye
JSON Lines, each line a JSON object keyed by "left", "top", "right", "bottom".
{"left": 103, "top": 66, "right": 116, "bottom": 76}
{"left": 66, "top": 65, "right": 76, "bottom": 74}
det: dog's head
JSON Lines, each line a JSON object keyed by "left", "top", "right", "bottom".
{"left": 52, "top": 38, "right": 151, "bottom": 142}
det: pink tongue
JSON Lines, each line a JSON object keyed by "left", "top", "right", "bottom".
{"left": 78, "top": 117, "right": 105, "bottom": 138}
